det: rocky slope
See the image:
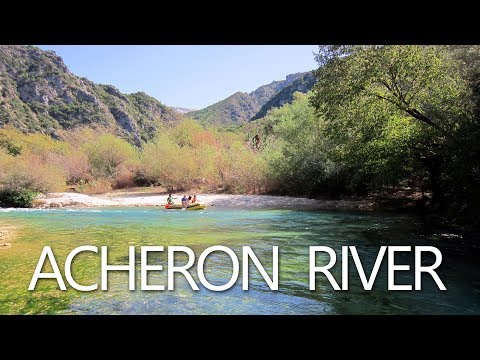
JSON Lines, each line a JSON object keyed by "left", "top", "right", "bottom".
{"left": 251, "top": 72, "right": 315, "bottom": 120}
{"left": 0, "top": 45, "right": 181, "bottom": 145}
{"left": 188, "top": 72, "right": 313, "bottom": 125}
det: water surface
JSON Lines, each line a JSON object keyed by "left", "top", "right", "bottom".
{"left": 0, "top": 207, "right": 478, "bottom": 314}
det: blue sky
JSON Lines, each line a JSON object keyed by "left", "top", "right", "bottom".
{"left": 37, "top": 45, "right": 318, "bottom": 109}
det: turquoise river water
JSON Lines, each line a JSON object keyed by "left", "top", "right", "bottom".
{"left": 0, "top": 206, "right": 479, "bottom": 314}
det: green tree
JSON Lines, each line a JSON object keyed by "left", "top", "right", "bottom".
{"left": 140, "top": 133, "right": 197, "bottom": 191}
{"left": 310, "top": 45, "right": 480, "bottom": 224}
{"left": 83, "top": 134, "right": 138, "bottom": 179}
{"left": 169, "top": 118, "right": 204, "bottom": 147}
{"left": 312, "top": 46, "right": 470, "bottom": 133}
{"left": 259, "top": 92, "right": 334, "bottom": 195}
{"left": 311, "top": 46, "right": 469, "bottom": 191}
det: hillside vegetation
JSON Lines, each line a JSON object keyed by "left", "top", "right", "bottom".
{"left": 188, "top": 72, "right": 314, "bottom": 125}
{"left": 251, "top": 72, "right": 315, "bottom": 120}
{"left": 0, "top": 46, "right": 181, "bottom": 145}
{"left": 0, "top": 120, "right": 267, "bottom": 207}
{"left": 246, "top": 46, "right": 480, "bottom": 228}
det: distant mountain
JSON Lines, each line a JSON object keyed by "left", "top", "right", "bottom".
{"left": 173, "top": 107, "right": 195, "bottom": 114}
{"left": 188, "top": 72, "right": 313, "bottom": 125}
{"left": 251, "top": 72, "right": 316, "bottom": 120}
{"left": 187, "top": 92, "right": 259, "bottom": 126}
{"left": 0, "top": 45, "right": 181, "bottom": 145}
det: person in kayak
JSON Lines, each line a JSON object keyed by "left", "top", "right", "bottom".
{"left": 167, "top": 194, "right": 174, "bottom": 205}
{"left": 191, "top": 194, "right": 197, "bottom": 203}
{"left": 181, "top": 194, "right": 188, "bottom": 208}
{"left": 188, "top": 195, "right": 192, "bottom": 204}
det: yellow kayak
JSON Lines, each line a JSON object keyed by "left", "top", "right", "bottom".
{"left": 165, "top": 203, "right": 206, "bottom": 210}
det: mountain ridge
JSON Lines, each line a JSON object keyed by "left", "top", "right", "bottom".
{"left": 188, "top": 72, "right": 315, "bottom": 125}
{"left": 251, "top": 71, "right": 316, "bottom": 120}
{"left": 0, "top": 45, "right": 182, "bottom": 145}
{"left": 0, "top": 45, "right": 316, "bottom": 139}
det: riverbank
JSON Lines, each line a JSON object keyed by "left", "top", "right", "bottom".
{"left": 34, "top": 191, "right": 374, "bottom": 210}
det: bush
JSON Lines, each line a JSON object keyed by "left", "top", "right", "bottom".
{"left": 0, "top": 116, "right": 271, "bottom": 198}
{"left": 0, "top": 153, "right": 66, "bottom": 194}
{"left": 24, "top": 155, "right": 66, "bottom": 193}
{"left": 170, "top": 118, "right": 204, "bottom": 147}
{"left": 79, "top": 179, "right": 112, "bottom": 194}
{"left": 0, "top": 134, "right": 22, "bottom": 156}
{"left": 83, "top": 134, "right": 139, "bottom": 179}
{"left": 139, "top": 133, "right": 198, "bottom": 191}
{"left": 194, "top": 144, "right": 221, "bottom": 184}
{"left": 113, "top": 165, "right": 137, "bottom": 189}
{"left": 60, "top": 152, "right": 92, "bottom": 184}
{"left": 221, "top": 141, "right": 267, "bottom": 193}
{"left": 0, "top": 127, "right": 70, "bottom": 160}
{"left": 133, "top": 172, "right": 157, "bottom": 187}
{"left": 0, "top": 189, "right": 38, "bottom": 208}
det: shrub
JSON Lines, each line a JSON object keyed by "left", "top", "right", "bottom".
{"left": 0, "top": 153, "right": 65, "bottom": 194}
{"left": 83, "top": 134, "right": 139, "bottom": 179}
{"left": 0, "top": 127, "right": 70, "bottom": 160}
{"left": 194, "top": 144, "right": 221, "bottom": 184}
{"left": 61, "top": 152, "right": 92, "bottom": 184}
{"left": 0, "top": 117, "right": 270, "bottom": 198}
{"left": 80, "top": 179, "right": 112, "bottom": 195}
{"left": 58, "top": 126, "right": 108, "bottom": 148}
{"left": 139, "top": 133, "right": 197, "bottom": 191}
{"left": 170, "top": 118, "right": 204, "bottom": 147}
{"left": 133, "top": 172, "right": 157, "bottom": 187}
{"left": 0, "top": 134, "right": 22, "bottom": 156}
{"left": 24, "top": 155, "right": 66, "bottom": 193}
{"left": 0, "top": 189, "right": 38, "bottom": 208}
{"left": 221, "top": 141, "right": 267, "bottom": 193}
{"left": 113, "top": 165, "right": 137, "bottom": 189}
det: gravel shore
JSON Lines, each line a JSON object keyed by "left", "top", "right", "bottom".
{"left": 35, "top": 192, "right": 373, "bottom": 210}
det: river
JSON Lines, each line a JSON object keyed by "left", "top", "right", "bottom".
{"left": 0, "top": 206, "right": 478, "bottom": 314}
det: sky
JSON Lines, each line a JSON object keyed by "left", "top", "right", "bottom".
{"left": 37, "top": 45, "right": 318, "bottom": 109}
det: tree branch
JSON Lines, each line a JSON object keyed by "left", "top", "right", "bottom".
{"left": 374, "top": 93, "right": 446, "bottom": 135}
{"left": 404, "top": 108, "right": 444, "bottom": 133}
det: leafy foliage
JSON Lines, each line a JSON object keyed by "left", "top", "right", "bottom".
{"left": 253, "top": 92, "right": 332, "bottom": 194}
{"left": 82, "top": 134, "right": 139, "bottom": 179}
{"left": 305, "top": 45, "right": 480, "bottom": 224}
{"left": 0, "top": 189, "right": 38, "bottom": 208}
{"left": 138, "top": 119, "right": 267, "bottom": 193}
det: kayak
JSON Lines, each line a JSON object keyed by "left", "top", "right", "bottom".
{"left": 165, "top": 203, "right": 206, "bottom": 210}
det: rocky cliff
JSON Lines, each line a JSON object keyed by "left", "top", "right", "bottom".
{"left": 0, "top": 45, "right": 181, "bottom": 144}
